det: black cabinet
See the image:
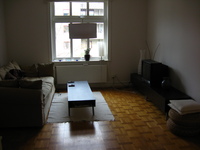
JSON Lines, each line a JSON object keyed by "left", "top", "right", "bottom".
{"left": 131, "top": 73, "right": 190, "bottom": 113}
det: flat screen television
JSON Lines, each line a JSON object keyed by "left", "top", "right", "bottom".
{"left": 142, "top": 59, "right": 169, "bottom": 87}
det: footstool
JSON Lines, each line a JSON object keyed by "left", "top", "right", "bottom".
{"left": 167, "top": 99, "right": 200, "bottom": 136}
{"left": 167, "top": 109, "right": 200, "bottom": 136}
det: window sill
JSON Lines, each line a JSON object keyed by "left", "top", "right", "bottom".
{"left": 53, "top": 58, "right": 108, "bottom": 63}
{"left": 52, "top": 58, "right": 109, "bottom": 66}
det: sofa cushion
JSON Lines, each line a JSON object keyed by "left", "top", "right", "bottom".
{"left": 37, "top": 63, "right": 54, "bottom": 77}
{"left": 42, "top": 80, "right": 53, "bottom": 102}
{"left": 0, "top": 80, "right": 19, "bottom": 88}
{"left": 0, "top": 62, "right": 14, "bottom": 79}
{"left": 23, "top": 76, "right": 54, "bottom": 85}
{"left": 4, "top": 62, "right": 15, "bottom": 72}
{"left": 20, "top": 64, "right": 38, "bottom": 77}
{"left": 5, "top": 72, "right": 17, "bottom": 80}
{"left": 19, "top": 80, "right": 42, "bottom": 89}
{"left": 11, "top": 60, "right": 21, "bottom": 70}
{"left": 0, "top": 67, "right": 6, "bottom": 80}
{"left": 5, "top": 69, "right": 25, "bottom": 80}
{"left": 23, "top": 76, "right": 54, "bottom": 102}
{"left": 0, "top": 61, "right": 20, "bottom": 80}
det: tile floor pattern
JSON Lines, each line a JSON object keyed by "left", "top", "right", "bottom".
{"left": 0, "top": 88, "right": 200, "bottom": 150}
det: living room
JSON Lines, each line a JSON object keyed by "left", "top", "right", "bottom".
{"left": 0, "top": 0, "right": 200, "bottom": 149}
{"left": 1, "top": 0, "right": 200, "bottom": 103}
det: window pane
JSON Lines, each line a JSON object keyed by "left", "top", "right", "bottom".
{"left": 89, "top": 2, "right": 104, "bottom": 16}
{"left": 90, "top": 39, "right": 104, "bottom": 57}
{"left": 97, "top": 23, "right": 104, "bottom": 39}
{"left": 55, "top": 23, "right": 70, "bottom": 58}
{"left": 54, "top": 2, "right": 70, "bottom": 16}
{"left": 72, "top": 39, "right": 87, "bottom": 57}
{"left": 72, "top": 2, "right": 87, "bottom": 16}
{"left": 90, "top": 23, "right": 104, "bottom": 57}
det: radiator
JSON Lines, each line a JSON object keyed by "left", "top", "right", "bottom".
{"left": 56, "top": 65, "right": 107, "bottom": 84}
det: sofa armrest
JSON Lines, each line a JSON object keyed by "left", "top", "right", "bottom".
{"left": 0, "top": 87, "right": 45, "bottom": 127}
{"left": 0, "top": 87, "right": 43, "bottom": 105}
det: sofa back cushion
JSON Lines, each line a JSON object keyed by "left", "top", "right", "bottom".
{"left": 37, "top": 63, "right": 54, "bottom": 77}
{"left": 0, "top": 62, "right": 14, "bottom": 79}
{"left": 20, "top": 64, "right": 38, "bottom": 77}
{"left": 0, "top": 61, "right": 55, "bottom": 79}
{"left": 5, "top": 69, "right": 25, "bottom": 80}
{"left": 0, "top": 67, "right": 6, "bottom": 80}
{"left": 11, "top": 60, "right": 21, "bottom": 70}
{"left": 0, "top": 60, "right": 21, "bottom": 80}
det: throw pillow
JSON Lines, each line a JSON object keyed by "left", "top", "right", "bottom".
{"left": 3, "top": 62, "right": 15, "bottom": 72}
{"left": 37, "top": 63, "right": 54, "bottom": 77}
{"left": 0, "top": 62, "right": 16, "bottom": 79}
{"left": 5, "top": 72, "right": 17, "bottom": 80}
{"left": 0, "top": 67, "right": 6, "bottom": 80}
{"left": 5, "top": 69, "right": 25, "bottom": 80}
{"left": 11, "top": 60, "right": 21, "bottom": 70}
{"left": 0, "top": 80, "right": 19, "bottom": 88}
{"left": 19, "top": 80, "right": 42, "bottom": 89}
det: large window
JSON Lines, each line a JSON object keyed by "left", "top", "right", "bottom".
{"left": 50, "top": 1, "right": 108, "bottom": 62}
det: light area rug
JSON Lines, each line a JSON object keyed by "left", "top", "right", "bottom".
{"left": 47, "top": 92, "right": 115, "bottom": 123}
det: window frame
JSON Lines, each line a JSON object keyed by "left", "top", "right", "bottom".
{"left": 49, "top": 0, "right": 109, "bottom": 62}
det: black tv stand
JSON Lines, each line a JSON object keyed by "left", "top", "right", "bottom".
{"left": 131, "top": 73, "right": 190, "bottom": 114}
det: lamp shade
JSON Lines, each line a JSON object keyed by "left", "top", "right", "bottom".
{"left": 69, "top": 23, "right": 97, "bottom": 39}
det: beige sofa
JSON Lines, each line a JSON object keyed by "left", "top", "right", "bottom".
{"left": 0, "top": 61, "right": 55, "bottom": 127}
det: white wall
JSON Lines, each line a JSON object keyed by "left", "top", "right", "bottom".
{"left": 0, "top": 0, "right": 7, "bottom": 66}
{"left": 147, "top": 0, "right": 200, "bottom": 101}
{"left": 4, "top": 0, "right": 50, "bottom": 65}
{"left": 108, "top": 0, "right": 147, "bottom": 82}
{"left": 4, "top": 0, "right": 147, "bottom": 84}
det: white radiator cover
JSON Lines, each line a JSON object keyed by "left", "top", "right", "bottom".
{"left": 56, "top": 65, "right": 107, "bottom": 84}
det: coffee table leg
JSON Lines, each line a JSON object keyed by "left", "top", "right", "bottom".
{"left": 69, "top": 106, "right": 70, "bottom": 116}
{"left": 92, "top": 106, "right": 94, "bottom": 116}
